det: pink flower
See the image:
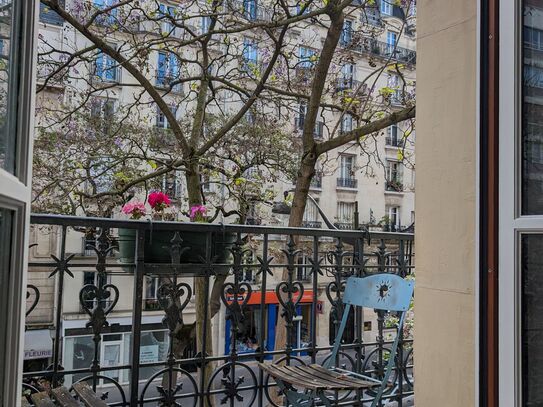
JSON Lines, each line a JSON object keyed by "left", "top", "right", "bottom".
{"left": 148, "top": 191, "right": 171, "bottom": 211}
{"left": 190, "top": 205, "right": 207, "bottom": 222}
{"left": 121, "top": 202, "right": 146, "bottom": 220}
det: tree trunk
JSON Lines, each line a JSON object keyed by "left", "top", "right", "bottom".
{"left": 184, "top": 164, "right": 217, "bottom": 406}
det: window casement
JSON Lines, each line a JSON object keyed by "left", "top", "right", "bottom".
{"left": 340, "top": 114, "right": 353, "bottom": 134}
{"left": 388, "top": 73, "right": 402, "bottom": 103}
{"left": 93, "top": 46, "right": 119, "bottom": 83}
{"left": 155, "top": 104, "right": 177, "bottom": 129}
{"left": 386, "top": 124, "right": 400, "bottom": 146}
{"left": 340, "top": 154, "right": 355, "bottom": 179}
{"left": 303, "top": 198, "right": 319, "bottom": 222}
{"left": 201, "top": 15, "right": 211, "bottom": 34}
{"left": 337, "top": 201, "right": 356, "bottom": 223}
{"left": 90, "top": 98, "right": 117, "bottom": 120}
{"left": 380, "top": 0, "right": 392, "bottom": 16}
{"left": 243, "top": 0, "right": 258, "bottom": 20}
{"left": 156, "top": 51, "right": 181, "bottom": 92}
{"left": 298, "top": 46, "right": 316, "bottom": 69}
{"left": 341, "top": 20, "right": 353, "bottom": 46}
{"left": 92, "top": 0, "right": 118, "bottom": 26}
{"left": 386, "top": 31, "right": 398, "bottom": 54}
{"left": 163, "top": 171, "right": 183, "bottom": 199}
{"left": 159, "top": 4, "right": 177, "bottom": 35}
{"left": 385, "top": 205, "right": 401, "bottom": 229}
{"left": 386, "top": 160, "right": 403, "bottom": 192}
{"left": 242, "top": 38, "right": 258, "bottom": 70}
{"left": 339, "top": 63, "right": 355, "bottom": 89}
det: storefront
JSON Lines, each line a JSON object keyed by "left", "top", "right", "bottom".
{"left": 224, "top": 290, "right": 314, "bottom": 356}
{"left": 23, "top": 329, "right": 53, "bottom": 373}
{"left": 62, "top": 317, "right": 170, "bottom": 387}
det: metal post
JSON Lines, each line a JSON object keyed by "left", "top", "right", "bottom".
{"left": 129, "top": 228, "right": 145, "bottom": 404}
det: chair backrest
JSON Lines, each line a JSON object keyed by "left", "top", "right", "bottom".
{"left": 343, "top": 274, "right": 414, "bottom": 312}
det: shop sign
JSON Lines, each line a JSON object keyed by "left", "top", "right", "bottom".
{"left": 140, "top": 345, "right": 159, "bottom": 363}
{"left": 24, "top": 349, "right": 53, "bottom": 360}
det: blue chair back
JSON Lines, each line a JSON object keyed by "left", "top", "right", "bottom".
{"left": 325, "top": 273, "right": 414, "bottom": 407}
{"left": 343, "top": 274, "right": 414, "bottom": 312}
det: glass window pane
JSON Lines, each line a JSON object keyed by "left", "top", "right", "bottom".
{"left": 0, "top": 208, "right": 13, "bottom": 399}
{"left": 0, "top": 1, "right": 21, "bottom": 174}
{"left": 522, "top": 234, "right": 543, "bottom": 405}
{"left": 522, "top": 2, "right": 543, "bottom": 214}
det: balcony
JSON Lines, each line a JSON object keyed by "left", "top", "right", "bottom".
{"left": 295, "top": 117, "right": 325, "bottom": 139}
{"left": 337, "top": 177, "right": 358, "bottom": 189}
{"left": 301, "top": 220, "right": 322, "bottom": 228}
{"left": 227, "top": 0, "right": 273, "bottom": 21}
{"left": 335, "top": 77, "right": 361, "bottom": 92}
{"left": 347, "top": 39, "right": 416, "bottom": 66}
{"left": 334, "top": 221, "right": 355, "bottom": 230}
{"left": 386, "top": 136, "right": 405, "bottom": 148}
{"left": 23, "top": 214, "right": 414, "bottom": 405}
{"left": 386, "top": 179, "right": 404, "bottom": 192}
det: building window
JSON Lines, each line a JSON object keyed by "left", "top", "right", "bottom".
{"left": 386, "top": 31, "right": 398, "bottom": 54}
{"left": 295, "top": 102, "right": 308, "bottom": 129}
{"left": 202, "top": 15, "right": 211, "bottom": 34}
{"left": 341, "top": 20, "right": 353, "bottom": 46}
{"left": 90, "top": 98, "right": 117, "bottom": 135}
{"left": 242, "top": 38, "right": 258, "bottom": 70}
{"left": 159, "top": 4, "right": 176, "bottom": 35}
{"left": 156, "top": 52, "right": 181, "bottom": 90}
{"left": 336, "top": 202, "right": 356, "bottom": 227}
{"left": 380, "top": 0, "right": 392, "bottom": 16}
{"left": 243, "top": 0, "right": 257, "bottom": 20}
{"left": 339, "top": 154, "right": 355, "bottom": 180}
{"left": 89, "top": 157, "right": 115, "bottom": 193}
{"left": 388, "top": 73, "right": 401, "bottom": 103}
{"left": 385, "top": 206, "right": 401, "bottom": 231}
{"left": 298, "top": 46, "right": 316, "bottom": 69}
{"left": 386, "top": 160, "right": 403, "bottom": 191}
{"left": 93, "top": 0, "right": 118, "bottom": 25}
{"left": 39, "top": 0, "right": 65, "bottom": 25}
{"left": 163, "top": 171, "right": 183, "bottom": 199}
{"left": 340, "top": 114, "right": 353, "bottom": 134}
{"left": 362, "top": 5, "right": 380, "bottom": 26}
{"left": 90, "top": 98, "right": 116, "bottom": 120}
{"left": 339, "top": 63, "right": 355, "bottom": 89}
{"left": 386, "top": 124, "right": 400, "bottom": 146}
{"left": 302, "top": 199, "right": 320, "bottom": 228}
{"left": 156, "top": 105, "right": 177, "bottom": 129}
{"left": 94, "top": 48, "right": 119, "bottom": 82}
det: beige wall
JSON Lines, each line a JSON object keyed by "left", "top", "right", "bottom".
{"left": 415, "top": 0, "right": 477, "bottom": 406}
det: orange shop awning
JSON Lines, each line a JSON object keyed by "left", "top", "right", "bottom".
{"left": 226, "top": 290, "right": 315, "bottom": 305}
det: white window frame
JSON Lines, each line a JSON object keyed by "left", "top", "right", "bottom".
{"left": 0, "top": 1, "right": 37, "bottom": 403}
{"left": 380, "top": 0, "right": 392, "bottom": 16}
{"left": 498, "top": 1, "right": 543, "bottom": 405}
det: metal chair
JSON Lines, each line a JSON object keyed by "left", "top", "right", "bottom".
{"left": 259, "top": 273, "right": 414, "bottom": 407}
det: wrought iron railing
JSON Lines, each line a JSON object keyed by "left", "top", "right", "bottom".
{"left": 337, "top": 177, "right": 358, "bottom": 188}
{"left": 385, "top": 137, "right": 404, "bottom": 148}
{"left": 22, "top": 214, "right": 414, "bottom": 406}
{"left": 334, "top": 222, "right": 355, "bottom": 230}
{"left": 346, "top": 39, "right": 416, "bottom": 66}
{"left": 301, "top": 220, "right": 322, "bottom": 228}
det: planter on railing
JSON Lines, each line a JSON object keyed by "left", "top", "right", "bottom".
{"left": 117, "top": 228, "right": 236, "bottom": 271}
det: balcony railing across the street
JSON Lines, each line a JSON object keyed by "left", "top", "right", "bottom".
{"left": 337, "top": 177, "right": 358, "bottom": 188}
{"left": 23, "top": 214, "right": 414, "bottom": 406}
